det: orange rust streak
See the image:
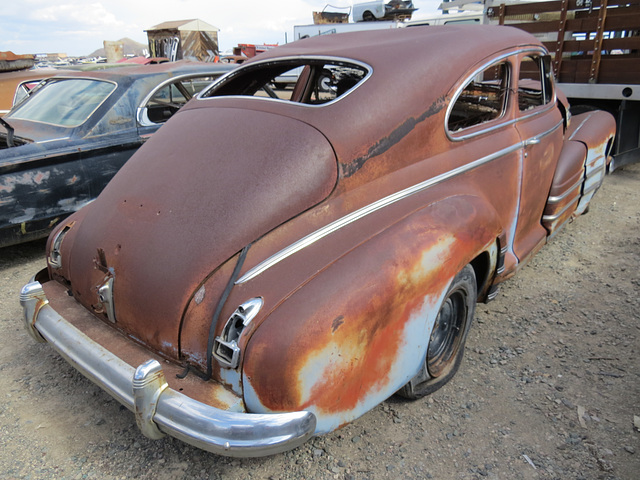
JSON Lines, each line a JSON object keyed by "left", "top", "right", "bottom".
{"left": 300, "top": 294, "right": 424, "bottom": 412}
{"left": 244, "top": 201, "right": 493, "bottom": 415}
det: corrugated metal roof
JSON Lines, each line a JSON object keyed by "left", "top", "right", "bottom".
{"left": 146, "top": 19, "right": 219, "bottom": 32}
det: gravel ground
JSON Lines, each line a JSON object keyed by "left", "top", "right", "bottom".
{"left": 0, "top": 164, "right": 638, "bottom": 480}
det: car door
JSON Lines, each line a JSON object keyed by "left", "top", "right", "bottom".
{"left": 512, "top": 52, "right": 564, "bottom": 261}
{"left": 445, "top": 55, "right": 523, "bottom": 275}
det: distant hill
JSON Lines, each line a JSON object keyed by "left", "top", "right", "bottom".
{"left": 88, "top": 38, "right": 148, "bottom": 58}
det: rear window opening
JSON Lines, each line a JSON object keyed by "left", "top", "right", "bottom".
{"left": 7, "top": 79, "right": 116, "bottom": 127}
{"left": 200, "top": 59, "right": 369, "bottom": 106}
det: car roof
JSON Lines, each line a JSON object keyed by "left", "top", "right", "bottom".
{"left": 251, "top": 25, "right": 543, "bottom": 69}
{"left": 51, "top": 60, "right": 233, "bottom": 82}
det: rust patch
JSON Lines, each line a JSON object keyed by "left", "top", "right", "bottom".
{"left": 243, "top": 200, "right": 494, "bottom": 418}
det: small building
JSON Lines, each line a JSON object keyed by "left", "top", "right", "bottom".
{"left": 145, "top": 19, "right": 219, "bottom": 62}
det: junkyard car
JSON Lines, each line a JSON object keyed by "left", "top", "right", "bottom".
{"left": 0, "top": 68, "right": 70, "bottom": 116}
{"left": 20, "top": 26, "right": 616, "bottom": 456}
{"left": 0, "top": 61, "right": 233, "bottom": 247}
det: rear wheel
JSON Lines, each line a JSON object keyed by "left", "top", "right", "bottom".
{"left": 398, "top": 265, "right": 476, "bottom": 399}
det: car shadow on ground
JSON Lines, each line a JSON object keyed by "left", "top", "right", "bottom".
{"left": 0, "top": 238, "right": 47, "bottom": 272}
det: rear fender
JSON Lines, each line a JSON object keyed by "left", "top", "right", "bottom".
{"left": 241, "top": 194, "right": 502, "bottom": 434}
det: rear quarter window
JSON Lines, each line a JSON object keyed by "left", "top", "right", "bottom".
{"left": 201, "top": 59, "right": 370, "bottom": 106}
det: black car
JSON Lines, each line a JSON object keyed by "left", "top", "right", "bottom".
{"left": 0, "top": 61, "right": 233, "bottom": 247}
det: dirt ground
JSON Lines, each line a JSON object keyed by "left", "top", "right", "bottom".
{"left": 0, "top": 164, "right": 638, "bottom": 480}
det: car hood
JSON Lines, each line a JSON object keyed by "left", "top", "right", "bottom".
{"left": 64, "top": 106, "right": 338, "bottom": 359}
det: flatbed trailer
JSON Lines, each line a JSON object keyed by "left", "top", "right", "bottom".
{"left": 486, "top": 0, "right": 640, "bottom": 169}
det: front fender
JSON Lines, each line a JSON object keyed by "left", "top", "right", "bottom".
{"left": 567, "top": 110, "right": 616, "bottom": 214}
{"left": 241, "top": 194, "right": 502, "bottom": 434}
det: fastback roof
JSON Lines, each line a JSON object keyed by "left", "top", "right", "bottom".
{"left": 253, "top": 25, "right": 542, "bottom": 68}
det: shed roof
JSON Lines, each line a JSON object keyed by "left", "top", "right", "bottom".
{"left": 146, "top": 19, "right": 219, "bottom": 33}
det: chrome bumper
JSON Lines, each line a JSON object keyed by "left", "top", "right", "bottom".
{"left": 20, "top": 280, "right": 316, "bottom": 457}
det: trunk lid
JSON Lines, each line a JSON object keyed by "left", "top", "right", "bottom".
{"left": 65, "top": 106, "right": 338, "bottom": 359}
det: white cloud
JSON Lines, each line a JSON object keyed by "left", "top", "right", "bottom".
{"left": 2, "top": 0, "right": 445, "bottom": 56}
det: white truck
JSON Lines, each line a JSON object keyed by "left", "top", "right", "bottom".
{"left": 352, "top": 1, "right": 417, "bottom": 22}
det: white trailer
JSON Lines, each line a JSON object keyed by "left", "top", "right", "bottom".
{"left": 293, "top": 20, "right": 402, "bottom": 42}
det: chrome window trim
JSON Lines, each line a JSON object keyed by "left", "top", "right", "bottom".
{"left": 136, "top": 71, "right": 230, "bottom": 127}
{"left": 516, "top": 53, "right": 557, "bottom": 116}
{"left": 446, "top": 47, "right": 553, "bottom": 142}
{"left": 7, "top": 77, "right": 117, "bottom": 128}
{"left": 196, "top": 55, "right": 373, "bottom": 108}
{"left": 238, "top": 116, "right": 564, "bottom": 285}
{"left": 12, "top": 79, "right": 43, "bottom": 107}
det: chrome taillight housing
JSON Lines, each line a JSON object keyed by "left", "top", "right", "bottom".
{"left": 213, "top": 297, "right": 263, "bottom": 369}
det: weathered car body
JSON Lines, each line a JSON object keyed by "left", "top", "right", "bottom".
{"left": 0, "top": 68, "right": 69, "bottom": 116}
{"left": 20, "top": 26, "right": 615, "bottom": 456}
{"left": 0, "top": 61, "right": 233, "bottom": 247}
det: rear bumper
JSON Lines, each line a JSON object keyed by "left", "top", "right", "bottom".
{"left": 19, "top": 279, "right": 316, "bottom": 457}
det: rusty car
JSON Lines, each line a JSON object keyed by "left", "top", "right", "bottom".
{"left": 0, "top": 60, "right": 234, "bottom": 247}
{"left": 20, "top": 26, "right": 616, "bottom": 457}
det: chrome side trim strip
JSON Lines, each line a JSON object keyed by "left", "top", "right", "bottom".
{"left": 20, "top": 281, "right": 317, "bottom": 457}
{"left": 542, "top": 192, "right": 581, "bottom": 222}
{"left": 238, "top": 118, "right": 564, "bottom": 285}
{"left": 547, "top": 177, "right": 583, "bottom": 204}
{"left": 237, "top": 141, "right": 523, "bottom": 284}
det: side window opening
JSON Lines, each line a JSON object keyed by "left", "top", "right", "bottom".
{"left": 448, "top": 61, "right": 509, "bottom": 133}
{"left": 145, "top": 75, "right": 221, "bottom": 124}
{"left": 202, "top": 60, "right": 368, "bottom": 105}
{"left": 518, "top": 55, "right": 553, "bottom": 112}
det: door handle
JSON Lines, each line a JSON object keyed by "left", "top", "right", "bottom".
{"left": 524, "top": 138, "right": 541, "bottom": 146}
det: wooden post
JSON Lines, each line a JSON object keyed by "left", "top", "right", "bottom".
{"left": 589, "top": 0, "right": 609, "bottom": 83}
{"left": 553, "top": 0, "right": 570, "bottom": 81}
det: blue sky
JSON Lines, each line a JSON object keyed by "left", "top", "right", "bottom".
{"left": 1, "top": 0, "right": 446, "bottom": 56}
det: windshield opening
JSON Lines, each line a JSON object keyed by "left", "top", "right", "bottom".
{"left": 7, "top": 78, "right": 116, "bottom": 127}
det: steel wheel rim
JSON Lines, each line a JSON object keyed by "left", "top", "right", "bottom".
{"left": 427, "top": 289, "right": 467, "bottom": 377}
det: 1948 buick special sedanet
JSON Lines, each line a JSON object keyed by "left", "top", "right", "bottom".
{"left": 20, "top": 25, "right": 616, "bottom": 457}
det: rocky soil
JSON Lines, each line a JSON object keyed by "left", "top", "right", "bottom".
{"left": 0, "top": 164, "right": 638, "bottom": 480}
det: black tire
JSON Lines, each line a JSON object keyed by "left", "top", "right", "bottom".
{"left": 363, "top": 11, "right": 376, "bottom": 21}
{"left": 397, "top": 264, "right": 476, "bottom": 399}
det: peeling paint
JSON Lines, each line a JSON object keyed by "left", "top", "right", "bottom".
{"left": 339, "top": 96, "right": 447, "bottom": 178}
{"left": 0, "top": 170, "right": 51, "bottom": 194}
